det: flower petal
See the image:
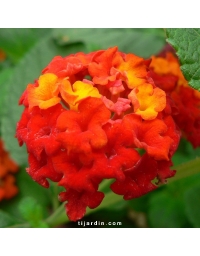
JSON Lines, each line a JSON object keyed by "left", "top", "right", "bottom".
{"left": 27, "top": 73, "right": 60, "bottom": 109}
{"left": 56, "top": 97, "right": 110, "bottom": 154}
{"left": 128, "top": 83, "right": 166, "bottom": 120}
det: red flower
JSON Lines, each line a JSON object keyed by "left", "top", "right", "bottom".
{"left": 56, "top": 97, "right": 110, "bottom": 154}
{"left": 16, "top": 104, "right": 65, "bottom": 159}
{"left": 16, "top": 46, "right": 181, "bottom": 221}
{"left": 150, "top": 51, "right": 200, "bottom": 148}
{"left": 0, "top": 49, "right": 6, "bottom": 62}
{"left": 111, "top": 154, "right": 176, "bottom": 200}
{"left": 0, "top": 139, "right": 19, "bottom": 201}
{"left": 59, "top": 189, "right": 104, "bottom": 222}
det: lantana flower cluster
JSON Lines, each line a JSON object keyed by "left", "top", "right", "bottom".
{"left": 150, "top": 51, "right": 200, "bottom": 148}
{"left": 16, "top": 46, "right": 182, "bottom": 221}
{"left": 0, "top": 139, "right": 18, "bottom": 201}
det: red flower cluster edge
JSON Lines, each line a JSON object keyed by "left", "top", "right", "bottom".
{"left": 15, "top": 46, "right": 189, "bottom": 222}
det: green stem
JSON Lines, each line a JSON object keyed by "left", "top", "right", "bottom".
{"left": 52, "top": 184, "right": 60, "bottom": 211}
{"left": 86, "top": 192, "right": 121, "bottom": 216}
{"left": 168, "top": 157, "right": 200, "bottom": 183}
{"left": 7, "top": 223, "right": 30, "bottom": 228}
{"left": 46, "top": 202, "right": 69, "bottom": 227}
{"left": 45, "top": 157, "right": 200, "bottom": 227}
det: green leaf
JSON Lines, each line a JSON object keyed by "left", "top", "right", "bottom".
{"left": 18, "top": 197, "right": 42, "bottom": 220}
{"left": 127, "top": 193, "right": 151, "bottom": 213}
{"left": 18, "top": 196, "right": 48, "bottom": 228}
{"left": 148, "top": 190, "right": 187, "bottom": 228}
{"left": 0, "top": 28, "right": 51, "bottom": 63}
{"left": 0, "top": 68, "right": 12, "bottom": 84}
{"left": 165, "top": 28, "right": 200, "bottom": 91}
{"left": 184, "top": 183, "right": 200, "bottom": 227}
{"left": 172, "top": 138, "right": 200, "bottom": 166}
{"left": 0, "top": 58, "right": 12, "bottom": 71}
{"left": 168, "top": 173, "right": 200, "bottom": 196}
{"left": 147, "top": 170, "right": 200, "bottom": 228}
{"left": 1, "top": 34, "right": 86, "bottom": 165}
{"left": 52, "top": 28, "right": 166, "bottom": 58}
{"left": 0, "top": 68, "right": 13, "bottom": 119}
{"left": 0, "top": 210, "right": 19, "bottom": 228}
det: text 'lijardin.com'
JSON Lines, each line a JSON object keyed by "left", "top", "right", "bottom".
{"left": 77, "top": 221, "right": 122, "bottom": 227}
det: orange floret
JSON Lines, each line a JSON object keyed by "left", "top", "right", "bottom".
{"left": 27, "top": 73, "right": 61, "bottom": 109}
{"left": 128, "top": 83, "right": 166, "bottom": 120}
{"left": 0, "top": 139, "right": 19, "bottom": 201}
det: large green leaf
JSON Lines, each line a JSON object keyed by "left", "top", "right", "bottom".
{"left": 52, "top": 28, "right": 166, "bottom": 58}
{"left": 0, "top": 28, "right": 51, "bottom": 63}
{"left": 148, "top": 190, "right": 187, "bottom": 228}
{"left": 166, "top": 28, "right": 200, "bottom": 91}
{"left": 147, "top": 171, "right": 200, "bottom": 228}
{"left": 1, "top": 34, "right": 86, "bottom": 165}
{"left": 172, "top": 138, "right": 200, "bottom": 166}
{"left": 0, "top": 210, "right": 19, "bottom": 228}
{"left": 127, "top": 193, "right": 150, "bottom": 213}
{"left": 0, "top": 68, "right": 13, "bottom": 120}
{"left": 184, "top": 183, "right": 200, "bottom": 227}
